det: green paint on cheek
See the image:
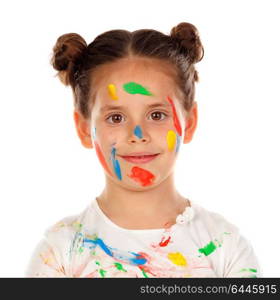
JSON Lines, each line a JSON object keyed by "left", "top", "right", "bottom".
{"left": 123, "top": 82, "right": 153, "bottom": 96}
{"left": 198, "top": 241, "right": 217, "bottom": 256}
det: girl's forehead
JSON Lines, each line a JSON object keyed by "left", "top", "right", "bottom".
{"left": 95, "top": 68, "right": 178, "bottom": 103}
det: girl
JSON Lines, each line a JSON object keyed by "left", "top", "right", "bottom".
{"left": 25, "top": 22, "right": 261, "bottom": 278}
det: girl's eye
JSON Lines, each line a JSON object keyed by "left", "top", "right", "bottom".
{"left": 106, "top": 114, "right": 124, "bottom": 124}
{"left": 106, "top": 111, "right": 168, "bottom": 124}
{"left": 149, "top": 111, "right": 168, "bottom": 121}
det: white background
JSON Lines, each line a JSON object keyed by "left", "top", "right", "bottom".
{"left": 0, "top": 0, "right": 279, "bottom": 277}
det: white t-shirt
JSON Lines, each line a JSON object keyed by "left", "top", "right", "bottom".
{"left": 25, "top": 197, "right": 261, "bottom": 278}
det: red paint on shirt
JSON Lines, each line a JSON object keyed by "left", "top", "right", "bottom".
{"left": 159, "top": 236, "right": 171, "bottom": 247}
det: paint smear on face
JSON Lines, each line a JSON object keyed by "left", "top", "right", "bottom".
{"left": 110, "top": 147, "right": 122, "bottom": 180}
{"left": 92, "top": 127, "right": 97, "bottom": 140}
{"left": 167, "top": 96, "right": 182, "bottom": 136}
{"left": 168, "top": 252, "right": 187, "bottom": 267}
{"left": 107, "top": 83, "right": 118, "bottom": 100}
{"left": 128, "top": 166, "right": 155, "bottom": 186}
{"left": 175, "top": 133, "right": 181, "bottom": 153}
{"left": 166, "top": 130, "right": 177, "bottom": 151}
{"left": 94, "top": 141, "right": 113, "bottom": 176}
{"left": 123, "top": 82, "right": 153, "bottom": 96}
{"left": 134, "top": 125, "right": 143, "bottom": 139}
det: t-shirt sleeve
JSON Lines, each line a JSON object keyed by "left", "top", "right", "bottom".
{"left": 223, "top": 230, "right": 262, "bottom": 278}
{"left": 24, "top": 216, "right": 78, "bottom": 277}
{"left": 24, "top": 237, "right": 67, "bottom": 277}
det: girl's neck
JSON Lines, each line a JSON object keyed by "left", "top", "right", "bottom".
{"left": 96, "top": 172, "right": 189, "bottom": 225}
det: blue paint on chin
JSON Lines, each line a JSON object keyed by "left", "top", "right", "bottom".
{"left": 111, "top": 147, "right": 122, "bottom": 180}
{"left": 134, "top": 125, "right": 143, "bottom": 139}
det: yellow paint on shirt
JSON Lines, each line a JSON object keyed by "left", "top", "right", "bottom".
{"left": 108, "top": 84, "right": 118, "bottom": 100}
{"left": 166, "top": 130, "right": 176, "bottom": 151}
{"left": 40, "top": 251, "right": 55, "bottom": 266}
{"left": 168, "top": 252, "right": 187, "bottom": 266}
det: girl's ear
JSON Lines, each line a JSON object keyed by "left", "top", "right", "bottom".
{"left": 73, "top": 110, "right": 94, "bottom": 149}
{"left": 183, "top": 101, "right": 198, "bottom": 144}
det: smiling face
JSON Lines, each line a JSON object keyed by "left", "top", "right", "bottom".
{"left": 74, "top": 57, "right": 197, "bottom": 191}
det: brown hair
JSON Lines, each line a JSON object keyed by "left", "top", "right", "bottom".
{"left": 50, "top": 22, "right": 204, "bottom": 120}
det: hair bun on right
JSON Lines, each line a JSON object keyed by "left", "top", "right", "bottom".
{"left": 170, "top": 22, "right": 204, "bottom": 64}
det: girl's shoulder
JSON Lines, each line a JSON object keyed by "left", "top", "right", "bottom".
{"left": 44, "top": 205, "right": 90, "bottom": 243}
{"left": 190, "top": 200, "right": 240, "bottom": 234}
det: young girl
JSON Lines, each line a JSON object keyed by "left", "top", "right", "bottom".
{"left": 25, "top": 22, "right": 261, "bottom": 278}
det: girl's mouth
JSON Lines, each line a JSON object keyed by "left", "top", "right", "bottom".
{"left": 119, "top": 154, "right": 160, "bottom": 164}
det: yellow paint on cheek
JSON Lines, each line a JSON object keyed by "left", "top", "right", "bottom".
{"left": 107, "top": 84, "right": 118, "bottom": 100}
{"left": 168, "top": 252, "right": 187, "bottom": 266}
{"left": 166, "top": 130, "right": 176, "bottom": 151}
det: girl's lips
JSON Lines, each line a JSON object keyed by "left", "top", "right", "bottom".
{"left": 120, "top": 153, "right": 160, "bottom": 164}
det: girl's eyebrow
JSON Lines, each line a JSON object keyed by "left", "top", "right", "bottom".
{"left": 100, "top": 102, "right": 172, "bottom": 113}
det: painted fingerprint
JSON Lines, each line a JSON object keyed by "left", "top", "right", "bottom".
{"left": 107, "top": 84, "right": 118, "bottom": 100}
{"left": 128, "top": 166, "right": 155, "bottom": 186}
{"left": 123, "top": 82, "right": 153, "bottom": 96}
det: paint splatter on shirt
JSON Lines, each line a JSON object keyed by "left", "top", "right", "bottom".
{"left": 25, "top": 198, "right": 261, "bottom": 278}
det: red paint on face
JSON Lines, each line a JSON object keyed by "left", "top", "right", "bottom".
{"left": 159, "top": 236, "right": 171, "bottom": 247}
{"left": 167, "top": 96, "right": 182, "bottom": 136}
{"left": 94, "top": 141, "right": 113, "bottom": 176}
{"left": 128, "top": 166, "right": 155, "bottom": 186}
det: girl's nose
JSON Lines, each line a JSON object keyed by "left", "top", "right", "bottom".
{"left": 128, "top": 125, "right": 150, "bottom": 144}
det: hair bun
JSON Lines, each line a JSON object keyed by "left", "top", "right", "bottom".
{"left": 170, "top": 22, "right": 204, "bottom": 64}
{"left": 50, "top": 33, "right": 87, "bottom": 86}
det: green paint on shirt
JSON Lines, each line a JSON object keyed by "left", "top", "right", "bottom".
{"left": 239, "top": 268, "right": 257, "bottom": 273}
{"left": 198, "top": 241, "right": 217, "bottom": 256}
{"left": 142, "top": 269, "right": 149, "bottom": 278}
{"left": 123, "top": 82, "right": 153, "bottom": 96}
{"left": 114, "top": 262, "right": 127, "bottom": 272}
{"left": 99, "top": 269, "right": 106, "bottom": 277}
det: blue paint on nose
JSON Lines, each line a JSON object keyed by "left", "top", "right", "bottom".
{"left": 134, "top": 125, "right": 143, "bottom": 139}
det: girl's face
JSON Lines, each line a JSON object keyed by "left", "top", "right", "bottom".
{"left": 89, "top": 58, "right": 192, "bottom": 191}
